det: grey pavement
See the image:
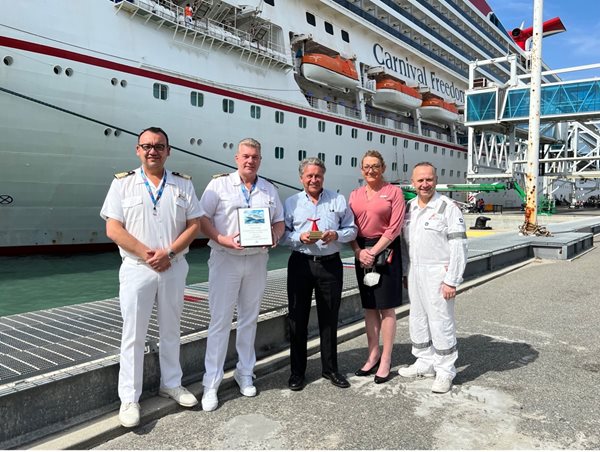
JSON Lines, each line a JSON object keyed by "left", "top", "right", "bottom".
{"left": 95, "top": 240, "right": 600, "bottom": 450}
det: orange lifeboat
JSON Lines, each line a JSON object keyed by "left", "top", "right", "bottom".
{"left": 419, "top": 93, "right": 459, "bottom": 123}
{"left": 301, "top": 53, "right": 359, "bottom": 90}
{"left": 371, "top": 77, "right": 422, "bottom": 112}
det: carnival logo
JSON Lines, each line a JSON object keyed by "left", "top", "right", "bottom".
{"left": 0, "top": 194, "right": 14, "bottom": 205}
{"left": 372, "top": 43, "right": 465, "bottom": 103}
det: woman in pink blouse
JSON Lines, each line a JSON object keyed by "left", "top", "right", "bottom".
{"left": 349, "top": 150, "right": 406, "bottom": 383}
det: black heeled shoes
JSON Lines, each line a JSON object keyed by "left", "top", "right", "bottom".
{"left": 374, "top": 373, "right": 392, "bottom": 384}
{"left": 354, "top": 359, "right": 381, "bottom": 377}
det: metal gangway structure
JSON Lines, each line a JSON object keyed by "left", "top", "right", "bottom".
{"left": 463, "top": 54, "right": 600, "bottom": 211}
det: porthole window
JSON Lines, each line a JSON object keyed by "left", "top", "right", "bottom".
{"left": 222, "top": 98, "right": 234, "bottom": 113}
{"left": 191, "top": 91, "right": 204, "bottom": 107}
{"left": 111, "top": 78, "right": 118, "bottom": 86}
{"left": 120, "top": 79, "right": 127, "bottom": 88}
{"left": 403, "top": 164, "right": 408, "bottom": 172}
{"left": 403, "top": 139, "right": 409, "bottom": 148}
{"left": 324, "top": 22, "right": 334, "bottom": 35}
{"left": 424, "top": 144, "right": 429, "bottom": 152}
{"left": 433, "top": 146, "right": 438, "bottom": 154}
{"left": 298, "top": 149, "right": 307, "bottom": 161}
{"left": 335, "top": 155, "right": 342, "bottom": 165}
{"left": 318, "top": 121, "right": 326, "bottom": 132}
{"left": 153, "top": 83, "right": 168, "bottom": 100}
{"left": 450, "top": 150, "right": 454, "bottom": 157}
{"left": 318, "top": 152, "right": 325, "bottom": 162}
{"left": 3, "top": 56, "right": 14, "bottom": 66}
{"left": 65, "top": 68, "right": 74, "bottom": 77}
{"left": 298, "top": 116, "right": 307, "bottom": 128}
{"left": 391, "top": 162, "right": 397, "bottom": 171}
{"left": 351, "top": 128, "right": 358, "bottom": 139}
{"left": 335, "top": 125, "right": 342, "bottom": 136}
{"left": 190, "top": 138, "right": 196, "bottom": 145}
{"left": 392, "top": 137, "right": 398, "bottom": 146}
{"left": 380, "top": 135, "right": 386, "bottom": 144}
{"left": 53, "top": 65, "right": 62, "bottom": 75}
{"left": 341, "top": 30, "right": 350, "bottom": 43}
{"left": 306, "top": 12, "right": 316, "bottom": 26}
{"left": 114, "top": 130, "right": 121, "bottom": 137}
{"left": 275, "top": 110, "right": 284, "bottom": 124}
{"left": 251, "top": 105, "right": 261, "bottom": 119}
{"left": 366, "top": 131, "right": 373, "bottom": 141}
{"left": 104, "top": 128, "right": 112, "bottom": 136}
{"left": 415, "top": 142, "right": 419, "bottom": 150}
{"left": 351, "top": 157, "right": 358, "bottom": 167}
{"left": 275, "top": 146, "right": 285, "bottom": 159}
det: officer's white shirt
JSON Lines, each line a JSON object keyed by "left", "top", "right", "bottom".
{"left": 100, "top": 167, "right": 202, "bottom": 260}
{"left": 402, "top": 192, "right": 468, "bottom": 287}
{"left": 199, "top": 171, "right": 284, "bottom": 255}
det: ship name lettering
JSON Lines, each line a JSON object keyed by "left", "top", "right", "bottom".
{"left": 373, "top": 43, "right": 427, "bottom": 85}
{"left": 429, "top": 71, "right": 465, "bottom": 103}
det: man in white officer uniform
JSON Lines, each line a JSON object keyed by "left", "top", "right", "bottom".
{"left": 399, "top": 162, "right": 468, "bottom": 393}
{"left": 101, "top": 127, "right": 202, "bottom": 427}
{"left": 198, "top": 138, "right": 284, "bottom": 411}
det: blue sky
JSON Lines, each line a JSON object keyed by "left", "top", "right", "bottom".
{"left": 486, "top": 0, "right": 600, "bottom": 79}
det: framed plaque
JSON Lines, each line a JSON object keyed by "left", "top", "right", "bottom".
{"left": 237, "top": 207, "right": 273, "bottom": 247}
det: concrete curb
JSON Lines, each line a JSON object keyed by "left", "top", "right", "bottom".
{"left": 26, "top": 257, "right": 530, "bottom": 450}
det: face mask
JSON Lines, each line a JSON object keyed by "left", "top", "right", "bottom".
{"left": 363, "top": 270, "right": 381, "bottom": 287}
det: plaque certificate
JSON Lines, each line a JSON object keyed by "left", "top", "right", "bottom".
{"left": 237, "top": 207, "right": 273, "bottom": 247}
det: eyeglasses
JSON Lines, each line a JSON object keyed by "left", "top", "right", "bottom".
{"left": 362, "top": 164, "right": 382, "bottom": 171}
{"left": 137, "top": 143, "right": 168, "bottom": 152}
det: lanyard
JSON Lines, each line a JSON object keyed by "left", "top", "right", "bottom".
{"left": 240, "top": 180, "right": 256, "bottom": 207}
{"left": 140, "top": 169, "right": 167, "bottom": 211}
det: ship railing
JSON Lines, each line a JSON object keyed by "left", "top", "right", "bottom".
{"left": 305, "top": 95, "right": 361, "bottom": 120}
{"left": 114, "top": 0, "right": 289, "bottom": 65}
{"left": 366, "top": 112, "right": 387, "bottom": 126}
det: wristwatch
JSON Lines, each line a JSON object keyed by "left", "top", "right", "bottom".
{"left": 167, "top": 248, "right": 176, "bottom": 260}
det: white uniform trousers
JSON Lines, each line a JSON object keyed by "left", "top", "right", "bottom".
{"left": 407, "top": 264, "right": 458, "bottom": 378}
{"left": 118, "top": 258, "right": 188, "bottom": 403}
{"left": 203, "top": 251, "right": 268, "bottom": 389}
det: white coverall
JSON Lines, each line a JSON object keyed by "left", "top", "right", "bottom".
{"left": 402, "top": 193, "right": 468, "bottom": 378}
{"left": 100, "top": 168, "right": 202, "bottom": 403}
{"left": 199, "top": 172, "right": 283, "bottom": 389}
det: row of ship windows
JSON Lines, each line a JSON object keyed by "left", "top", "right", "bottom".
{"left": 305, "top": 12, "right": 351, "bottom": 43}
{"left": 276, "top": 149, "right": 464, "bottom": 178}
{"left": 155, "top": 83, "right": 467, "bottom": 160}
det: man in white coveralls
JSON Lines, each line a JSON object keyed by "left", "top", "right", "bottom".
{"left": 399, "top": 162, "right": 468, "bottom": 394}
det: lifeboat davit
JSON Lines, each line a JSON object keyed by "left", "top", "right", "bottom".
{"left": 419, "top": 93, "right": 459, "bottom": 123}
{"left": 301, "top": 53, "right": 359, "bottom": 90}
{"left": 371, "top": 77, "right": 422, "bottom": 112}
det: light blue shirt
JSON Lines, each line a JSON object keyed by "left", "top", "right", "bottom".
{"left": 282, "top": 188, "right": 357, "bottom": 256}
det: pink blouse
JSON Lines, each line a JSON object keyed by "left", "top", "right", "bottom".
{"left": 349, "top": 182, "right": 405, "bottom": 241}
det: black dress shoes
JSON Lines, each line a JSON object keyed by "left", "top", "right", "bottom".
{"left": 322, "top": 372, "right": 350, "bottom": 388}
{"left": 288, "top": 375, "right": 305, "bottom": 391}
{"left": 355, "top": 359, "right": 381, "bottom": 377}
{"left": 374, "top": 373, "right": 392, "bottom": 384}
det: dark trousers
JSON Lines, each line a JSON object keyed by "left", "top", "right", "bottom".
{"left": 287, "top": 251, "right": 343, "bottom": 376}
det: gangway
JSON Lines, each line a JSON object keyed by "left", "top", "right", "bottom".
{"left": 466, "top": 78, "right": 600, "bottom": 126}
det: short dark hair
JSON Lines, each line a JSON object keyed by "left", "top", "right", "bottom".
{"left": 139, "top": 127, "right": 169, "bottom": 146}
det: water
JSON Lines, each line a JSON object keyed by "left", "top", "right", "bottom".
{"left": 0, "top": 247, "right": 298, "bottom": 317}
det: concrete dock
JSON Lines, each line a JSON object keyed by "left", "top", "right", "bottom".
{"left": 2, "top": 212, "right": 600, "bottom": 449}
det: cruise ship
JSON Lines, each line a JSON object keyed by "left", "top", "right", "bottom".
{"left": 0, "top": 0, "right": 558, "bottom": 253}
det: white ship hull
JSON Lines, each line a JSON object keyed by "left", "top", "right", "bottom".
{"left": 372, "top": 89, "right": 422, "bottom": 112}
{"left": 0, "top": 0, "right": 527, "bottom": 253}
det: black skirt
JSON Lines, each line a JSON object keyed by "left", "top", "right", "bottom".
{"left": 354, "top": 236, "right": 403, "bottom": 310}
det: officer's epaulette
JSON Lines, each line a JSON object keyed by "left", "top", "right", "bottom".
{"left": 212, "top": 173, "right": 229, "bottom": 179}
{"left": 172, "top": 171, "right": 192, "bottom": 180}
{"left": 114, "top": 171, "right": 135, "bottom": 179}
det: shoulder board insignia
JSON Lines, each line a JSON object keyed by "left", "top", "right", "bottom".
{"left": 114, "top": 171, "right": 135, "bottom": 179}
{"left": 212, "top": 173, "right": 229, "bottom": 179}
{"left": 172, "top": 171, "right": 192, "bottom": 180}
